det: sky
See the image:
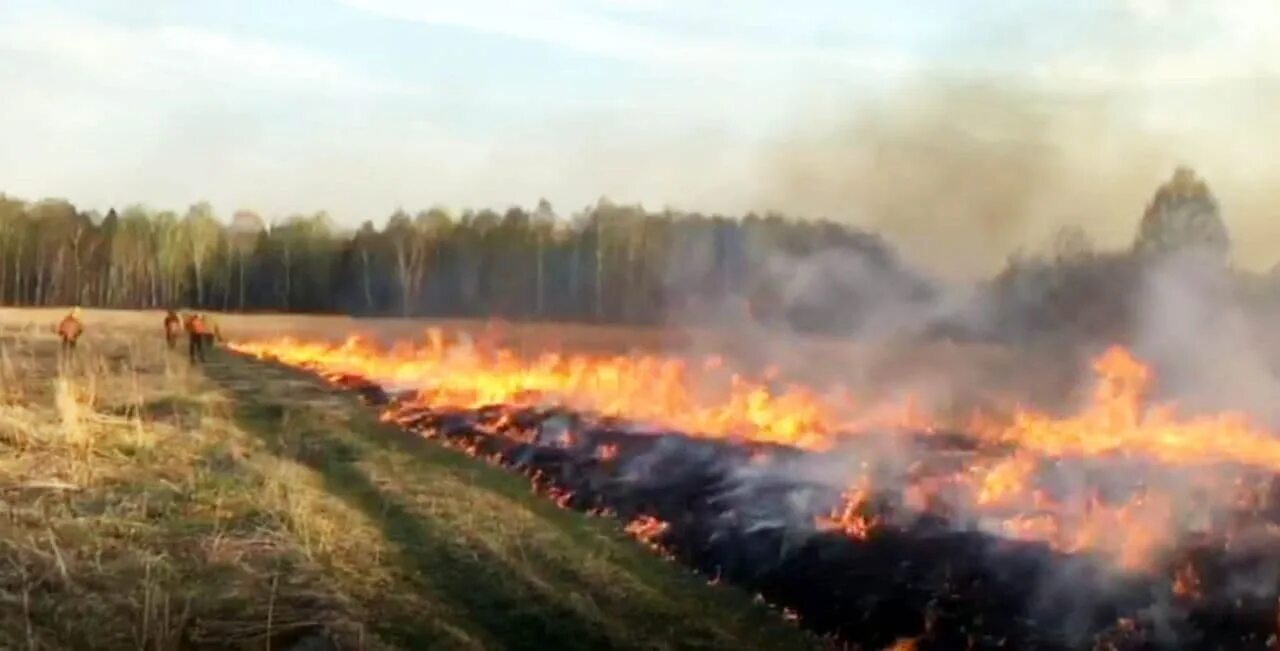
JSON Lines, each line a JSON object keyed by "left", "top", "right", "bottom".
{"left": 1, "top": 0, "right": 1277, "bottom": 276}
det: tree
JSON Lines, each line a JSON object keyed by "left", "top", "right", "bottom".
{"left": 229, "top": 211, "right": 265, "bottom": 311}
{"left": 263, "top": 214, "right": 334, "bottom": 311}
{"left": 154, "top": 211, "right": 187, "bottom": 307}
{"left": 532, "top": 199, "right": 556, "bottom": 317}
{"left": 385, "top": 210, "right": 422, "bottom": 316}
{"left": 0, "top": 188, "right": 1158, "bottom": 335}
{"left": 351, "top": 221, "right": 384, "bottom": 313}
{"left": 183, "top": 202, "right": 222, "bottom": 307}
{"left": 90, "top": 208, "right": 119, "bottom": 305}
{"left": 1134, "top": 167, "right": 1230, "bottom": 263}
{"left": 25, "top": 199, "right": 81, "bottom": 305}
{"left": 1050, "top": 225, "right": 1094, "bottom": 264}
{"left": 0, "top": 195, "right": 26, "bottom": 304}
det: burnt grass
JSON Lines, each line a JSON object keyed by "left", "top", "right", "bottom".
{"left": 315, "top": 371, "right": 1280, "bottom": 651}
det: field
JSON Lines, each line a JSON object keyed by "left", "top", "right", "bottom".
{"left": 0, "top": 309, "right": 817, "bottom": 650}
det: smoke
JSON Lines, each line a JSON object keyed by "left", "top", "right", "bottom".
{"left": 664, "top": 167, "right": 1280, "bottom": 642}
{"left": 754, "top": 79, "right": 1280, "bottom": 279}
{"left": 761, "top": 247, "right": 937, "bottom": 341}
{"left": 1132, "top": 250, "right": 1280, "bottom": 425}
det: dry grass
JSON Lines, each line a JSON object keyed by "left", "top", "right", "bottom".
{"left": 0, "top": 310, "right": 816, "bottom": 650}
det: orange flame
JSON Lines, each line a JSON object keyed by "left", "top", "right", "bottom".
{"left": 987, "top": 346, "right": 1280, "bottom": 470}
{"left": 885, "top": 637, "right": 919, "bottom": 651}
{"left": 819, "top": 346, "right": 1280, "bottom": 570}
{"left": 230, "top": 331, "right": 923, "bottom": 450}
{"left": 232, "top": 333, "right": 1280, "bottom": 574}
{"left": 625, "top": 515, "right": 671, "bottom": 551}
{"left": 1172, "top": 559, "right": 1203, "bottom": 600}
{"left": 815, "top": 478, "right": 880, "bottom": 540}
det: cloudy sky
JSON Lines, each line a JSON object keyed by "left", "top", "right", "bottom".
{"left": 1, "top": 0, "right": 1277, "bottom": 275}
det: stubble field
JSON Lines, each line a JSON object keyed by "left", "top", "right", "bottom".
{"left": 0, "top": 308, "right": 820, "bottom": 650}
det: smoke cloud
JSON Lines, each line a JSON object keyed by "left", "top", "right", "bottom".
{"left": 1133, "top": 250, "right": 1280, "bottom": 425}
{"left": 754, "top": 79, "right": 1280, "bottom": 279}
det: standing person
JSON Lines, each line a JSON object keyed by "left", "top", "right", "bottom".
{"left": 163, "top": 310, "right": 182, "bottom": 350}
{"left": 56, "top": 307, "right": 84, "bottom": 354}
{"left": 185, "top": 313, "right": 210, "bottom": 364}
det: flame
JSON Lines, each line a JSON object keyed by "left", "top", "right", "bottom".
{"left": 974, "top": 453, "right": 1038, "bottom": 506}
{"left": 815, "top": 478, "right": 880, "bottom": 540}
{"left": 595, "top": 443, "right": 620, "bottom": 461}
{"left": 885, "top": 638, "right": 919, "bottom": 651}
{"left": 986, "top": 346, "right": 1280, "bottom": 470}
{"left": 230, "top": 331, "right": 924, "bottom": 450}
{"left": 625, "top": 515, "right": 671, "bottom": 551}
{"left": 232, "top": 332, "right": 1280, "bottom": 575}
{"left": 1172, "top": 559, "right": 1203, "bottom": 600}
{"left": 818, "top": 345, "right": 1280, "bottom": 570}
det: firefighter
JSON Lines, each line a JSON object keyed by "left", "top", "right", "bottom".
{"left": 185, "top": 312, "right": 211, "bottom": 364}
{"left": 163, "top": 310, "right": 182, "bottom": 350}
{"left": 56, "top": 307, "right": 84, "bottom": 354}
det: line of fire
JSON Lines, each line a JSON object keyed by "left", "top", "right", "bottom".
{"left": 229, "top": 164, "right": 1280, "bottom": 651}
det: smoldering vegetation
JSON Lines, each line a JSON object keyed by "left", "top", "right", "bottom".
{"left": 731, "top": 160, "right": 1280, "bottom": 418}
{"left": 730, "top": 80, "right": 1280, "bottom": 406}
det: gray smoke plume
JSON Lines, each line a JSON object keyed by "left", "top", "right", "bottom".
{"left": 754, "top": 79, "right": 1280, "bottom": 280}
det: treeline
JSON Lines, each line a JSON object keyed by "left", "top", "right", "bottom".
{"left": 0, "top": 194, "right": 914, "bottom": 324}
{"left": 1, "top": 167, "right": 1248, "bottom": 339}
{"left": 978, "top": 167, "right": 1249, "bottom": 344}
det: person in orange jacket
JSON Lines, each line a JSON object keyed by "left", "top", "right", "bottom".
{"left": 184, "top": 313, "right": 211, "bottom": 363}
{"left": 56, "top": 307, "right": 84, "bottom": 354}
{"left": 163, "top": 309, "right": 182, "bottom": 350}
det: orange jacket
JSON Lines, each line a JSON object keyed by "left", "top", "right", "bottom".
{"left": 185, "top": 315, "right": 211, "bottom": 336}
{"left": 57, "top": 316, "right": 83, "bottom": 341}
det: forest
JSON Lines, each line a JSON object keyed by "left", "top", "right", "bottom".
{"left": 0, "top": 167, "right": 1251, "bottom": 338}
{"left": 0, "top": 193, "right": 914, "bottom": 323}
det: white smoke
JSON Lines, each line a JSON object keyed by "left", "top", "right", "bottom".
{"left": 1133, "top": 250, "right": 1280, "bottom": 426}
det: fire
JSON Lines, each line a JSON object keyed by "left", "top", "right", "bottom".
{"left": 987, "top": 346, "right": 1280, "bottom": 471}
{"left": 815, "top": 345, "right": 1280, "bottom": 569}
{"left": 973, "top": 453, "right": 1038, "bottom": 506}
{"left": 230, "top": 331, "right": 923, "bottom": 450}
{"left": 885, "top": 638, "right": 919, "bottom": 651}
{"left": 1173, "top": 559, "right": 1203, "bottom": 600}
{"left": 815, "top": 479, "right": 880, "bottom": 540}
{"left": 595, "top": 443, "right": 619, "bottom": 461}
{"left": 232, "top": 332, "right": 1280, "bottom": 574}
{"left": 625, "top": 515, "right": 670, "bottom": 551}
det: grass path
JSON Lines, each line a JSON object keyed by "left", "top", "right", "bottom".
{"left": 0, "top": 328, "right": 816, "bottom": 650}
